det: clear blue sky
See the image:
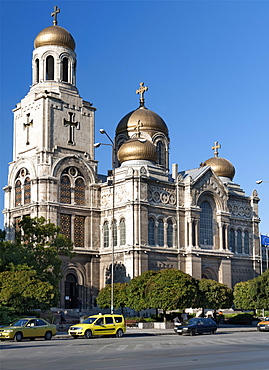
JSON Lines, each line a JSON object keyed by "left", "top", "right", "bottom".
{"left": 1, "top": 0, "right": 268, "bottom": 234}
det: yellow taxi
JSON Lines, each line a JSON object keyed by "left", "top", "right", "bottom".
{"left": 0, "top": 318, "right": 57, "bottom": 342}
{"left": 257, "top": 317, "right": 269, "bottom": 332}
{"left": 68, "top": 314, "right": 126, "bottom": 339}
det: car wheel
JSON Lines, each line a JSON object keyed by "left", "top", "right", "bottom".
{"left": 211, "top": 329, "right": 216, "bottom": 335}
{"left": 190, "top": 329, "right": 197, "bottom": 336}
{"left": 44, "top": 331, "right": 52, "bottom": 340}
{"left": 84, "top": 329, "right": 92, "bottom": 339}
{"left": 115, "top": 329, "right": 124, "bottom": 338}
{"left": 257, "top": 327, "right": 262, "bottom": 332}
{"left": 14, "top": 332, "right": 23, "bottom": 342}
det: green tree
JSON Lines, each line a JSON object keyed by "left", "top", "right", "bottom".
{"left": 0, "top": 265, "right": 54, "bottom": 312}
{"left": 198, "top": 279, "right": 233, "bottom": 311}
{"left": 126, "top": 270, "right": 157, "bottom": 312}
{"left": 97, "top": 283, "right": 129, "bottom": 313}
{"left": 149, "top": 269, "right": 198, "bottom": 320}
{"left": 233, "top": 280, "right": 255, "bottom": 310}
{"left": 0, "top": 216, "right": 74, "bottom": 308}
{"left": 250, "top": 269, "right": 269, "bottom": 309}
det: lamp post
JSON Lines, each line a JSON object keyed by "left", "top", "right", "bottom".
{"left": 255, "top": 180, "right": 269, "bottom": 273}
{"left": 94, "top": 128, "right": 116, "bottom": 314}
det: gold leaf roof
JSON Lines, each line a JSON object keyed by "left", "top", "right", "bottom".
{"left": 34, "top": 25, "right": 75, "bottom": 51}
{"left": 117, "top": 138, "right": 158, "bottom": 163}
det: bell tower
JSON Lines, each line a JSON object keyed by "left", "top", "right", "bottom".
{"left": 3, "top": 7, "right": 98, "bottom": 240}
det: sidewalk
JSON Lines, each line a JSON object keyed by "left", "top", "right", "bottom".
{"left": 55, "top": 324, "right": 257, "bottom": 339}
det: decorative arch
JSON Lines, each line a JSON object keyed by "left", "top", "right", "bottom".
{"left": 202, "top": 267, "right": 218, "bottom": 281}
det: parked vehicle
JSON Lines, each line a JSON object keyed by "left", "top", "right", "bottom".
{"left": 0, "top": 318, "right": 57, "bottom": 342}
{"left": 174, "top": 317, "right": 217, "bottom": 336}
{"left": 257, "top": 317, "right": 269, "bottom": 332}
{"left": 68, "top": 314, "right": 126, "bottom": 339}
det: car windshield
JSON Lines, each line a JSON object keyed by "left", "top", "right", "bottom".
{"left": 82, "top": 317, "right": 98, "bottom": 324}
{"left": 185, "top": 318, "right": 199, "bottom": 325}
{"left": 12, "top": 319, "right": 29, "bottom": 327}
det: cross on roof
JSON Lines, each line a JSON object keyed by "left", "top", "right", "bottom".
{"left": 134, "top": 120, "right": 143, "bottom": 137}
{"left": 51, "top": 5, "right": 60, "bottom": 26}
{"left": 136, "top": 82, "right": 148, "bottom": 107}
{"left": 212, "top": 141, "right": 221, "bottom": 157}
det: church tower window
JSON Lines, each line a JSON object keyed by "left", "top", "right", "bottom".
{"left": 148, "top": 218, "right": 155, "bottom": 246}
{"left": 237, "top": 230, "right": 242, "bottom": 253}
{"left": 46, "top": 55, "right": 54, "bottom": 80}
{"left": 103, "top": 221, "right": 109, "bottom": 247}
{"left": 120, "top": 218, "right": 126, "bottom": 246}
{"left": 24, "top": 177, "right": 31, "bottom": 204}
{"left": 74, "top": 215, "right": 85, "bottom": 247}
{"left": 156, "top": 141, "right": 165, "bottom": 166}
{"left": 244, "top": 230, "right": 249, "bottom": 254}
{"left": 75, "top": 178, "right": 85, "bottom": 205}
{"left": 199, "top": 201, "right": 213, "bottom": 246}
{"left": 229, "top": 228, "right": 235, "bottom": 252}
{"left": 167, "top": 220, "right": 173, "bottom": 247}
{"left": 158, "top": 219, "right": 164, "bottom": 247}
{"left": 35, "top": 59, "right": 39, "bottom": 83}
{"left": 60, "top": 175, "right": 71, "bottom": 203}
{"left": 62, "top": 57, "right": 69, "bottom": 82}
{"left": 15, "top": 180, "right": 22, "bottom": 206}
{"left": 60, "top": 214, "right": 71, "bottom": 239}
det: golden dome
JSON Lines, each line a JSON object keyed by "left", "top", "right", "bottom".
{"left": 117, "top": 138, "right": 158, "bottom": 164}
{"left": 116, "top": 106, "right": 168, "bottom": 138}
{"left": 34, "top": 25, "right": 75, "bottom": 51}
{"left": 201, "top": 156, "right": 235, "bottom": 180}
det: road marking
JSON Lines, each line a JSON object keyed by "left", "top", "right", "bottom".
{"left": 116, "top": 344, "right": 129, "bottom": 351}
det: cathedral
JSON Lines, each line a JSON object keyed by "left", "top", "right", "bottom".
{"left": 3, "top": 8, "right": 261, "bottom": 310}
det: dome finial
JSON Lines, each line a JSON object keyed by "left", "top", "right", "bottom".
{"left": 136, "top": 82, "right": 148, "bottom": 107}
{"left": 212, "top": 141, "right": 221, "bottom": 157}
{"left": 51, "top": 5, "right": 60, "bottom": 26}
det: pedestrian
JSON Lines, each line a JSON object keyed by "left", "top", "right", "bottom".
{"left": 60, "top": 310, "right": 66, "bottom": 327}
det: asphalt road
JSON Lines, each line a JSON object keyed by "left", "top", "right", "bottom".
{"left": 1, "top": 331, "right": 269, "bottom": 370}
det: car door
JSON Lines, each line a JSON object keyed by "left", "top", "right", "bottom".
{"left": 92, "top": 317, "right": 106, "bottom": 335}
{"left": 196, "top": 319, "right": 205, "bottom": 334}
{"left": 35, "top": 319, "right": 48, "bottom": 337}
{"left": 104, "top": 316, "right": 116, "bottom": 335}
{"left": 24, "top": 319, "right": 39, "bottom": 338}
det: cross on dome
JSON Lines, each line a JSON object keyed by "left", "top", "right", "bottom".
{"left": 212, "top": 141, "right": 221, "bottom": 157}
{"left": 51, "top": 5, "right": 60, "bottom": 25}
{"left": 136, "top": 82, "right": 148, "bottom": 107}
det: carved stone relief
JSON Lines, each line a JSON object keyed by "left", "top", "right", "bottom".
{"left": 148, "top": 185, "right": 176, "bottom": 205}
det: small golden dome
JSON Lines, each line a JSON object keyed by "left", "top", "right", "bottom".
{"left": 116, "top": 106, "right": 168, "bottom": 137}
{"left": 201, "top": 157, "right": 235, "bottom": 180}
{"left": 117, "top": 138, "right": 158, "bottom": 164}
{"left": 34, "top": 25, "right": 75, "bottom": 50}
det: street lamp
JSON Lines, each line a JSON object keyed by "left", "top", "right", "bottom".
{"left": 256, "top": 180, "right": 269, "bottom": 184}
{"left": 95, "top": 128, "right": 116, "bottom": 314}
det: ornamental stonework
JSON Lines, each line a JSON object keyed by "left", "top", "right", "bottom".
{"left": 195, "top": 174, "right": 226, "bottom": 199}
{"left": 228, "top": 201, "right": 252, "bottom": 218}
{"left": 148, "top": 185, "right": 176, "bottom": 205}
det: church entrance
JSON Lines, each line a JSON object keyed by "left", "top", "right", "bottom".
{"left": 65, "top": 273, "right": 78, "bottom": 309}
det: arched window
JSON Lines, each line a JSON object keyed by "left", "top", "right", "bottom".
{"left": 237, "top": 230, "right": 242, "bottom": 253}
{"left": 167, "top": 220, "right": 173, "bottom": 247}
{"left": 120, "top": 218, "right": 126, "bottom": 246}
{"left": 62, "top": 57, "right": 68, "bottom": 82}
{"left": 222, "top": 226, "right": 226, "bottom": 249}
{"left": 158, "top": 219, "right": 164, "bottom": 247}
{"left": 112, "top": 220, "right": 117, "bottom": 247}
{"left": 199, "top": 201, "right": 213, "bottom": 246}
{"left": 35, "top": 59, "right": 39, "bottom": 83}
{"left": 60, "top": 214, "right": 71, "bottom": 239}
{"left": 244, "top": 231, "right": 249, "bottom": 254}
{"left": 46, "top": 55, "right": 54, "bottom": 80}
{"left": 24, "top": 177, "right": 31, "bottom": 204}
{"left": 60, "top": 175, "right": 71, "bottom": 203}
{"left": 156, "top": 141, "right": 165, "bottom": 166}
{"left": 229, "top": 228, "right": 235, "bottom": 252}
{"left": 148, "top": 218, "right": 155, "bottom": 246}
{"left": 103, "top": 221, "right": 109, "bottom": 248}
{"left": 75, "top": 178, "right": 85, "bottom": 205}
{"left": 15, "top": 180, "right": 22, "bottom": 206}
{"left": 74, "top": 216, "right": 85, "bottom": 248}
